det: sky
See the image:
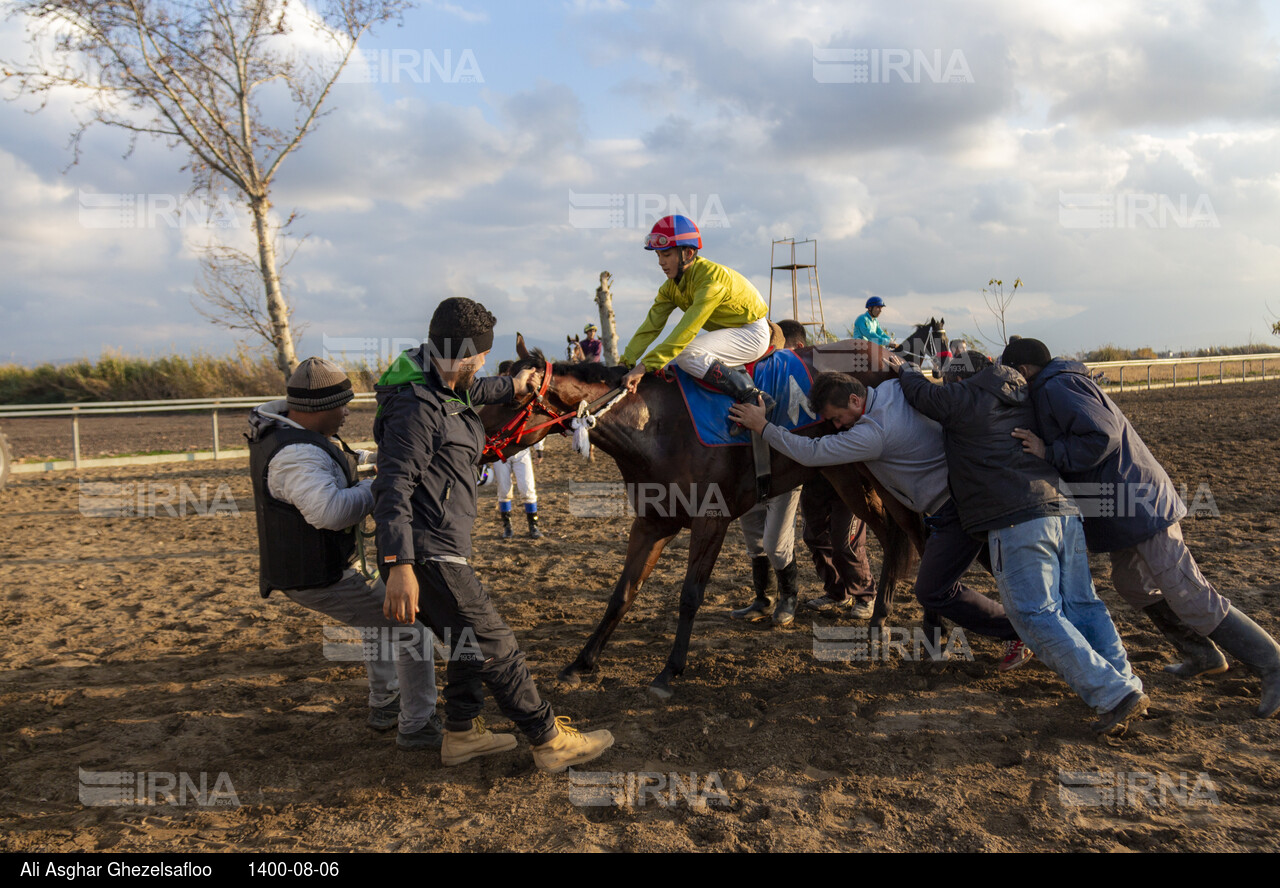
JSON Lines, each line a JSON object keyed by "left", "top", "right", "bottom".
{"left": 2, "top": 0, "right": 1279, "bottom": 368}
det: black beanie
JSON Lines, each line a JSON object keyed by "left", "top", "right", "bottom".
{"left": 1000, "top": 338, "right": 1052, "bottom": 368}
{"left": 428, "top": 297, "right": 496, "bottom": 360}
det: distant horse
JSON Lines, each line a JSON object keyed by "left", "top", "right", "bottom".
{"left": 566, "top": 335, "right": 585, "bottom": 362}
{"left": 893, "top": 317, "right": 949, "bottom": 379}
{"left": 480, "top": 336, "right": 926, "bottom": 699}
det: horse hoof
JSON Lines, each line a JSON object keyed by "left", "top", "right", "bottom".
{"left": 648, "top": 683, "right": 674, "bottom": 701}
{"left": 557, "top": 669, "right": 582, "bottom": 687}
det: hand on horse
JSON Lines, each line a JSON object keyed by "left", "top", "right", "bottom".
{"left": 512, "top": 367, "right": 537, "bottom": 396}
{"left": 622, "top": 364, "right": 646, "bottom": 394}
{"left": 1011, "top": 427, "right": 1046, "bottom": 460}
{"left": 384, "top": 564, "right": 420, "bottom": 624}
{"left": 727, "top": 396, "right": 769, "bottom": 433}
{"left": 881, "top": 353, "right": 905, "bottom": 375}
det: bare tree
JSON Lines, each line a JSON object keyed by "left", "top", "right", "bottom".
{"left": 595, "top": 271, "right": 619, "bottom": 364}
{"left": 5, "top": 0, "right": 408, "bottom": 378}
{"left": 973, "top": 277, "right": 1022, "bottom": 350}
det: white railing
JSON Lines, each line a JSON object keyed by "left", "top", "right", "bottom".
{"left": 1083, "top": 353, "right": 1279, "bottom": 392}
{"left": 0, "top": 393, "right": 377, "bottom": 469}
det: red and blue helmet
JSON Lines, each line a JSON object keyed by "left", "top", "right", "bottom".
{"left": 643, "top": 215, "right": 702, "bottom": 251}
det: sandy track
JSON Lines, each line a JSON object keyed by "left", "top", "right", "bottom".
{"left": 1, "top": 381, "right": 1278, "bottom": 852}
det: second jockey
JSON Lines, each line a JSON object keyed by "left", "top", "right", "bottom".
{"left": 620, "top": 215, "right": 772, "bottom": 406}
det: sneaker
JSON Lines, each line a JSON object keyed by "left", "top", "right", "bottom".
{"left": 1091, "top": 691, "right": 1150, "bottom": 736}
{"left": 531, "top": 716, "right": 615, "bottom": 773}
{"left": 804, "top": 594, "right": 853, "bottom": 612}
{"left": 367, "top": 695, "right": 401, "bottom": 732}
{"left": 440, "top": 717, "right": 518, "bottom": 766}
{"left": 848, "top": 598, "right": 875, "bottom": 620}
{"left": 397, "top": 713, "right": 445, "bottom": 751}
{"left": 998, "top": 640, "right": 1034, "bottom": 673}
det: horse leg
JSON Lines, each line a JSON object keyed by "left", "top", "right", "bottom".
{"left": 558, "top": 516, "right": 679, "bottom": 685}
{"left": 650, "top": 516, "right": 733, "bottom": 700}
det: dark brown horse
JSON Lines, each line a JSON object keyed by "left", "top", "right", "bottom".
{"left": 481, "top": 337, "right": 926, "bottom": 699}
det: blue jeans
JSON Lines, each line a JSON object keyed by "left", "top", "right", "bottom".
{"left": 988, "top": 516, "right": 1141, "bottom": 713}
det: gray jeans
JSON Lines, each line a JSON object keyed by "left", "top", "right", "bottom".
{"left": 284, "top": 569, "right": 438, "bottom": 733}
{"left": 1108, "top": 523, "right": 1231, "bottom": 636}
{"left": 738, "top": 488, "right": 801, "bottom": 569}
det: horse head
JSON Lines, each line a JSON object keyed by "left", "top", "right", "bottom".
{"left": 894, "top": 316, "right": 949, "bottom": 379}
{"left": 478, "top": 332, "right": 632, "bottom": 462}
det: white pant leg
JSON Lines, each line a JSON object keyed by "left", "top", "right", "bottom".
{"left": 495, "top": 459, "right": 515, "bottom": 504}
{"left": 513, "top": 456, "right": 538, "bottom": 506}
{"left": 673, "top": 318, "right": 772, "bottom": 378}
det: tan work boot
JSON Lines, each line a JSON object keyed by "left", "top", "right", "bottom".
{"left": 531, "top": 716, "right": 615, "bottom": 773}
{"left": 440, "top": 717, "right": 518, "bottom": 766}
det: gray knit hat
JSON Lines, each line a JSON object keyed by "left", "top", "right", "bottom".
{"left": 286, "top": 357, "right": 354, "bottom": 412}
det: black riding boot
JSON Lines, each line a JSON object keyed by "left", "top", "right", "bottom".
{"left": 704, "top": 360, "right": 776, "bottom": 413}
{"left": 500, "top": 511, "right": 514, "bottom": 540}
{"left": 1208, "top": 607, "right": 1280, "bottom": 718}
{"left": 772, "top": 560, "right": 800, "bottom": 627}
{"left": 730, "top": 555, "right": 776, "bottom": 622}
{"left": 1143, "top": 599, "right": 1228, "bottom": 678}
{"left": 526, "top": 511, "right": 543, "bottom": 540}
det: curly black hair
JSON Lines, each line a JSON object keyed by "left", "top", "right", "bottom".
{"left": 429, "top": 297, "right": 496, "bottom": 340}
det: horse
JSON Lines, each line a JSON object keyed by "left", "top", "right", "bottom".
{"left": 480, "top": 336, "right": 927, "bottom": 700}
{"left": 566, "top": 335, "right": 585, "bottom": 362}
{"left": 892, "top": 317, "right": 948, "bottom": 379}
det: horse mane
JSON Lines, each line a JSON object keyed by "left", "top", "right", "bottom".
{"left": 510, "top": 348, "right": 630, "bottom": 386}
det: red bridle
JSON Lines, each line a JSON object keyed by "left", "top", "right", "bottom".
{"left": 482, "top": 359, "right": 577, "bottom": 461}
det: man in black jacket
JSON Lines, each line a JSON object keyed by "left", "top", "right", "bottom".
{"left": 895, "top": 354, "right": 1147, "bottom": 735}
{"left": 372, "top": 298, "right": 614, "bottom": 771}
{"left": 1004, "top": 337, "right": 1280, "bottom": 719}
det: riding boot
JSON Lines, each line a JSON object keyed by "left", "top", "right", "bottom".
{"left": 1207, "top": 607, "right": 1280, "bottom": 718}
{"left": 526, "top": 510, "right": 544, "bottom": 540}
{"left": 704, "top": 360, "right": 776, "bottom": 414}
{"left": 1143, "top": 599, "right": 1228, "bottom": 679}
{"left": 772, "top": 560, "right": 800, "bottom": 627}
{"left": 730, "top": 555, "right": 776, "bottom": 622}
{"left": 500, "top": 510, "right": 514, "bottom": 540}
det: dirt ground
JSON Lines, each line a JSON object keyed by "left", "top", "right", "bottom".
{"left": 1, "top": 381, "right": 1278, "bottom": 852}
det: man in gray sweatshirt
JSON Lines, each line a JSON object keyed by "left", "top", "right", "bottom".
{"left": 728, "top": 372, "right": 1032, "bottom": 671}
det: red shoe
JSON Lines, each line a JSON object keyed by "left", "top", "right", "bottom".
{"left": 999, "top": 639, "right": 1034, "bottom": 673}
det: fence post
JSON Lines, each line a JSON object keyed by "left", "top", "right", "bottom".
{"left": 1196, "top": 363, "right": 1201, "bottom": 385}
{"left": 212, "top": 407, "right": 220, "bottom": 459}
{"left": 1147, "top": 365, "right": 1152, "bottom": 390}
{"left": 72, "top": 407, "right": 81, "bottom": 469}
{"left": 1220, "top": 361, "right": 1223, "bottom": 382}
{"left": 1118, "top": 366, "right": 1123, "bottom": 391}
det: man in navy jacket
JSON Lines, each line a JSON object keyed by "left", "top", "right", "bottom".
{"left": 373, "top": 298, "right": 615, "bottom": 770}
{"left": 1004, "top": 338, "right": 1280, "bottom": 719}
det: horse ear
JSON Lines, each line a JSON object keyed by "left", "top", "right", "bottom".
{"left": 517, "top": 333, "right": 531, "bottom": 360}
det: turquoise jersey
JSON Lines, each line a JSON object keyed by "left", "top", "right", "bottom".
{"left": 853, "top": 312, "right": 893, "bottom": 346}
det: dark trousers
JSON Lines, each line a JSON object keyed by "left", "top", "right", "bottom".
{"left": 800, "top": 476, "right": 876, "bottom": 601}
{"left": 917, "top": 500, "right": 1017, "bottom": 640}
{"left": 407, "top": 561, "right": 556, "bottom": 744}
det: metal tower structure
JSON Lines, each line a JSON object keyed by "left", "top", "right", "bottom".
{"left": 768, "top": 237, "right": 831, "bottom": 341}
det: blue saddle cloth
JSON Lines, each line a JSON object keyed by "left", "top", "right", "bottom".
{"left": 673, "top": 349, "right": 823, "bottom": 447}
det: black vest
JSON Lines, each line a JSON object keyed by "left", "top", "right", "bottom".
{"left": 249, "top": 424, "right": 360, "bottom": 598}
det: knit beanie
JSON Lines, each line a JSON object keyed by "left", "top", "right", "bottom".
{"left": 286, "top": 357, "right": 354, "bottom": 412}
{"left": 999, "top": 337, "right": 1052, "bottom": 368}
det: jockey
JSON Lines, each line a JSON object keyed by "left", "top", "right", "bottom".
{"left": 620, "top": 215, "right": 772, "bottom": 406}
{"left": 580, "top": 323, "right": 604, "bottom": 363}
{"left": 853, "top": 297, "right": 898, "bottom": 348}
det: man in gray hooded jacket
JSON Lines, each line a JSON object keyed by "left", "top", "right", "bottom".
{"left": 1003, "top": 337, "right": 1280, "bottom": 719}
